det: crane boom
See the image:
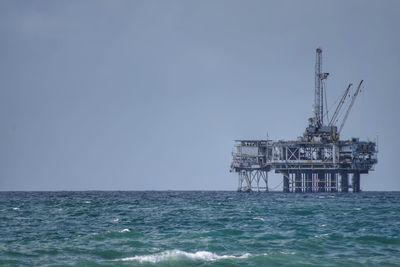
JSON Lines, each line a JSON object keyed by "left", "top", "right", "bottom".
{"left": 338, "top": 80, "right": 363, "bottom": 134}
{"left": 329, "top": 83, "right": 352, "bottom": 126}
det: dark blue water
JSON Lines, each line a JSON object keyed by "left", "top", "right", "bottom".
{"left": 1, "top": 191, "right": 399, "bottom": 266}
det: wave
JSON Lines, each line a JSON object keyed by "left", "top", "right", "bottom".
{"left": 115, "top": 250, "right": 252, "bottom": 263}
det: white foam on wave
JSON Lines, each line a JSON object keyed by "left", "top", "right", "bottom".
{"left": 113, "top": 218, "right": 119, "bottom": 222}
{"left": 119, "top": 228, "right": 130, "bottom": 233}
{"left": 115, "top": 250, "right": 252, "bottom": 263}
{"left": 12, "top": 207, "right": 20, "bottom": 210}
{"left": 253, "top": 217, "right": 265, "bottom": 221}
{"left": 314, "top": 233, "right": 329, "bottom": 238}
{"left": 280, "top": 251, "right": 296, "bottom": 255}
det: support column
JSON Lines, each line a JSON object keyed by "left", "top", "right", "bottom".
{"left": 313, "top": 173, "right": 317, "bottom": 192}
{"left": 260, "top": 171, "right": 269, "bottom": 192}
{"left": 353, "top": 172, "right": 360, "bottom": 193}
{"left": 255, "top": 172, "right": 261, "bottom": 192}
{"left": 318, "top": 171, "right": 325, "bottom": 192}
{"left": 237, "top": 172, "right": 244, "bottom": 192}
{"left": 341, "top": 172, "right": 349, "bottom": 192}
{"left": 330, "top": 172, "right": 337, "bottom": 192}
{"left": 295, "top": 172, "right": 302, "bottom": 193}
{"left": 283, "top": 172, "right": 290, "bottom": 193}
{"left": 306, "top": 172, "right": 312, "bottom": 192}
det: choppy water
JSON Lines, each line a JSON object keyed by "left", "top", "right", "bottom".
{"left": 1, "top": 191, "right": 399, "bottom": 266}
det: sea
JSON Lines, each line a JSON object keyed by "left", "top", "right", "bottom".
{"left": 0, "top": 191, "right": 399, "bottom": 266}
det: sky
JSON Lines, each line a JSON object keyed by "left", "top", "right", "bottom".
{"left": 0, "top": 0, "right": 399, "bottom": 191}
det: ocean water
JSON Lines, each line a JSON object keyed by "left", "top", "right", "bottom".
{"left": 1, "top": 191, "right": 399, "bottom": 266}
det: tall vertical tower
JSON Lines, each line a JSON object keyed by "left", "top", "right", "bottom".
{"left": 314, "top": 48, "right": 329, "bottom": 127}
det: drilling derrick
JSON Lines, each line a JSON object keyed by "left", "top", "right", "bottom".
{"left": 304, "top": 48, "right": 335, "bottom": 142}
{"left": 314, "top": 47, "right": 329, "bottom": 127}
{"left": 230, "top": 48, "right": 377, "bottom": 193}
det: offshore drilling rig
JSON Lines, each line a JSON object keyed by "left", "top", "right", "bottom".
{"left": 230, "top": 48, "right": 377, "bottom": 193}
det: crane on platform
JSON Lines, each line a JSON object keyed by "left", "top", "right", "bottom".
{"left": 338, "top": 80, "right": 364, "bottom": 135}
{"left": 329, "top": 83, "right": 353, "bottom": 127}
{"left": 304, "top": 49, "right": 365, "bottom": 143}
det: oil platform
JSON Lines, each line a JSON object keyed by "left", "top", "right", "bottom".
{"left": 231, "top": 48, "right": 378, "bottom": 193}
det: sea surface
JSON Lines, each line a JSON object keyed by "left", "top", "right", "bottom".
{"left": 0, "top": 191, "right": 399, "bottom": 266}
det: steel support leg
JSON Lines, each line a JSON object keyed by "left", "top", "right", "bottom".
{"left": 330, "top": 172, "right": 337, "bottom": 192}
{"left": 353, "top": 172, "right": 360, "bottom": 193}
{"left": 283, "top": 173, "right": 290, "bottom": 193}
{"left": 318, "top": 172, "right": 325, "bottom": 192}
{"left": 263, "top": 171, "right": 269, "bottom": 192}
{"left": 306, "top": 172, "right": 312, "bottom": 192}
{"left": 341, "top": 173, "right": 349, "bottom": 192}
{"left": 295, "top": 172, "right": 302, "bottom": 193}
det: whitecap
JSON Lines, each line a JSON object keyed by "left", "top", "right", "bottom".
{"left": 84, "top": 201, "right": 91, "bottom": 204}
{"left": 12, "top": 207, "right": 20, "bottom": 210}
{"left": 113, "top": 218, "right": 120, "bottom": 222}
{"left": 120, "top": 228, "right": 130, "bottom": 233}
{"left": 253, "top": 217, "right": 265, "bottom": 221}
{"left": 115, "top": 250, "right": 252, "bottom": 263}
{"left": 280, "top": 251, "right": 296, "bottom": 255}
{"left": 314, "top": 233, "right": 329, "bottom": 238}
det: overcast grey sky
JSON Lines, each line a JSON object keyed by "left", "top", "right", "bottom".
{"left": 0, "top": 0, "right": 399, "bottom": 191}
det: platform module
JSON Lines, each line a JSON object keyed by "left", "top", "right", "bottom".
{"left": 230, "top": 48, "right": 378, "bottom": 192}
